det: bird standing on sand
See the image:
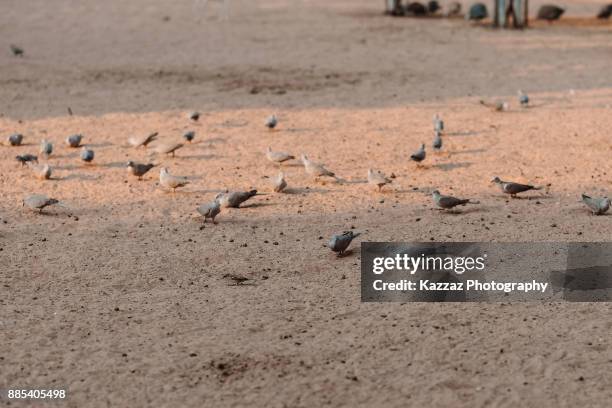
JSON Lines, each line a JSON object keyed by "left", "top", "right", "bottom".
{"left": 518, "top": 90, "right": 529, "bottom": 107}
{"left": 159, "top": 167, "right": 190, "bottom": 192}
{"left": 581, "top": 194, "right": 610, "bottom": 215}
{"left": 81, "top": 148, "right": 95, "bottom": 163}
{"left": 266, "top": 147, "right": 295, "bottom": 166}
{"left": 410, "top": 144, "right": 426, "bottom": 165}
{"left": 183, "top": 131, "right": 196, "bottom": 143}
{"left": 128, "top": 132, "right": 158, "bottom": 148}
{"left": 327, "top": 231, "right": 361, "bottom": 256}
{"left": 66, "top": 134, "right": 83, "bottom": 148}
{"left": 10, "top": 44, "right": 24, "bottom": 57}
{"left": 265, "top": 114, "right": 278, "bottom": 129}
{"left": 215, "top": 190, "right": 259, "bottom": 208}
{"left": 127, "top": 161, "right": 157, "bottom": 180}
{"left": 197, "top": 200, "right": 221, "bottom": 224}
{"left": 27, "top": 162, "right": 52, "bottom": 180}
{"left": 491, "top": 177, "right": 543, "bottom": 198}
{"left": 301, "top": 154, "right": 336, "bottom": 181}
{"left": 16, "top": 154, "right": 38, "bottom": 166}
{"left": 433, "top": 130, "right": 443, "bottom": 151}
{"left": 40, "top": 140, "right": 53, "bottom": 157}
{"left": 433, "top": 114, "right": 444, "bottom": 133}
{"left": 537, "top": 5, "right": 565, "bottom": 21}
{"left": 6, "top": 133, "right": 23, "bottom": 146}
{"left": 428, "top": 0, "right": 441, "bottom": 13}
{"left": 153, "top": 142, "right": 183, "bottom": 157}
{"left": 271, "top": 172, "right": 287, "bottom": 193}
{"left": 368, "top": 169, "right": 392, "bottom": 192}
{"left": 189, "top": 111, "right": 200, "bottom": 121}
{"left": 432, "top": 190, "right": 479, "bottom": 210}
{"left": 23, "top": 194, "right": 59, "bottom": 213}
{"left": 467, "top": 3, "right": 488, "bottom": 20}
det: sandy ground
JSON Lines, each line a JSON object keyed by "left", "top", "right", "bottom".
{"left": 2, "top": 1, "right": 612, "bottom": 407}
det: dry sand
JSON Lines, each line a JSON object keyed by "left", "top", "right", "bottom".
{"left": 2, "top": 0, "right": 612, "bottom": 407}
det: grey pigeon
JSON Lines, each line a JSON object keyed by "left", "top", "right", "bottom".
{"left": 265, "top": 114, "right": 278, "bottom": 129}
{"left": 597, "top": 4, "right": 612, "bottom": 18}
{"left": 266, "top": 147, "right": 295, "bottom": 166}
{"left": 27, "top": 162, "right": 52, "bottom": 180}
{"left": 428, "top": 0, "right": 441, "bottom": 13}
{"left": 581, "top": 194, "right": 610, "bottom": 215}
{"left": 127, "top": 161, "right": 157, "bottom": 180}
{"left": 153, "top": 142, "right": 183, "bottom": 157}
{"left": 183, "top": 131, "right": 196, "bottom": 143}
{"left": 6, "top": 133, "right": 23, "bottom": 146}
{"left": 405, "top": 2, "right": 427, "bottom": 15}
{"left": 80, "top": 148, "right": 94, "bottom": 163}
{"left": 433, "top": 113, "right": 444, "bottom": 133}
{"left": 410, "top": 144, "right": 426, "bottom": 163}
{"left": 23, "top": 194, "right": 59, "bottom": 213}
{"left": 368, "top": 169, "right": 392, "bottom": 192}
{"left": 518, "top": 90, "right": 529, "bottom": 107}
{"left": 467, "top": 3, "right": 488, "bottom": 20}
{"left": 66, "top": 134, "right": 83, "bottom": 148}
{"left": 432, "top": 190, "right": 479, "bottom": 210}
{"left": 215, "top": 190, "right": 258, "bottom": 208}
{"left": 10, "top": 44, "right": 24, "bottom": 57}
{"left": 480, "top": 99, "right": 508, "bottom": 111}
{"left": 491, "top": 176, "right": 543, "bottom": 198}
{"left": 433, "top": 130, "right": 442, "bottom": 151}
{"left": 327, "top": 231, "right": 361, "bottom": 256}
{"left": 40, "top": 140, "right": 53, "bottom": 157}
{"left": 128, "top": 132, "right": 158, "bottom": 148}
{"left": 16, "top": 154, "right": 38, "bottom": 166}
{"left": 271, "top": 172, "right": 287, "bottom": 193}
{"left": 197, "top": 200, "right": 221, "bottom": 224}
{"left": 189, "top": 111, "right": 200, "bottom": 121}
{"left": 537, "top": 5, "right": 565, "bottom": 20}
{"left": 159, "top": 167, "right": 189, "bottom": 192}
{"left": 301, "top": 154, "right": 336, "bottom": 180}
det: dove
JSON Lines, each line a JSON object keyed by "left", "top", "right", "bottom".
{"left": 301, "top": 154, "right": 336, "bottom": 180}
{"left": 480, "top": 100, "right": 508, "bottom": 111}
{"left": 467, "top": 3, "right": 488, "bottom": 20}
{"left": 266, "top": 147, "right": 295, "bottom": 166}
{"left": 183, "top": 131, "right": 196, "bottom": 143}
{"left": 405, "top": 2, "right": 427, "bottom": 15}
{"left": 27, "top": 162, "right": 52, "bottom": 180}
{"left": 368, "top": 169, "right": 392, "bottom": 192}
{"left": 128, "top": 132, "right": 158, "bottom": 148}
{"left": 189, "top": 111, "right": 200, "bottom": 121}
{"left": 153, "top": 142, "right": 183, "bottom": 157}
{"left": 23, "top": 194, "right": 59, "bottom": 213}
{"left": 537, "top": 5, "right": 565, "bottom": 21}
{"left": 80, "top": 148, "right": 95, "bottom": 163}
{"left": 10, "top": 44, "right": 24, "bottom": 57}
{"left": 597, "top": 3, "right": 612, "bottom": 18}
{"left": 432, "top": 190, "right": 479, "bottom": 210}
{"left": 433, "top": 114, "right": 444, "bottom": 133}
{"left": 215, "top": 190, "right": 258, "bottom": 208}
{"left": 433, "top": 130, "right": 442, "bottom": 151}
{"left": 427, "top": 0, "right": 441, "bottom": 13}
{"left": 491, "top": 177, "right": 543, "bottom": 198}
{"left": 518, "top": 90, "right": 529, "bottom": 107}
{"left": 265, "top": 114, "right": 278, "bottom": 129}
{"left": 39, "top": 140, "right": 53, "bottom": 157}
{"left": 159, "top": 167, "right": 190, "bottom": 192}
{"left": 581, "top": 194, "right": 610, "bottom": 215}
{"left": 15, "top": 154, "right": 38, "bottom": 166}
{"left": 197, "top": 200, "right": 221, "bottom": 224}
{"left": 6, "top": 133, "right": 23, "bottom": 146}
{"left": 127, "top": 161, "right": 157, "bottom": 180}
{"left": 65, "top": 134, "right": 83, "bottom": 148}
{"left": 271, "top": 172, "right": 287, "bottom": 193}
{"left": 327, "top": 231, "right": 361, "bottom": 256}
{"left": 410, "top": 144, "right": 426, "bottom": 164}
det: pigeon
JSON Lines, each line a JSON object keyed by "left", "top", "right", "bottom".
{"left": 368, "top": 169, "right": 392, "bottom": 192}
{"left": 40, "top": 140, "right": 53, "bottom": 157}
{"left": 446, "top": 1, "right": 462, "bottom": 16}
{"left": 271, "top": 172, "right": 287, "bottom": 193}
{"left": 265, "top": 114, "right": 278, "bottom": 129}
{"left": 301, "top": 154, "right": 336, "bottom": 180}
{"left": 197, "top": 200, "right": 221, "bottom": 224}
{"left": 23, "top": 194, "right": 59, "bottom": 213}
{"left": 10, "top": 44, "right": 24, "bottom": 57}
{"left": 427, "top": 0, "right": 441, "bottom": 13}
{"left": 127, "top": 161, "right": 157, "bottom": 180}
{"left": 480, "top": 99, "right": 508, "bottom": 111}
{"left": 327, "top": 231, "right": 361, "bottom": 256}
{"left": 433, "top": 130, "right": 442, "bottom": 151}
{"left": 491, "top": 176, "right": 543, "bottom": 198}
{"left": 159, "top": 167, "right": 190, "bottom": 192}
{"left": 467, "top": 3, "right": 488, "bottom": 20}
{"left": 518, "top": 90, "right": 529, "bottom": 107}
{"left": 597, "top": 4, "right": 612, "bottom": 18}
{"left": 581, "top": 194, "right": 610, "bottom": 215}
{"left": 80, "top": 148, "right": 95, "bottom": 163}
{"left": 189, "top": 111, "right": 200, "bottom": 121}
{"left": 410, "top": 144, "right": 426, "bottom": 164}
{"left": 66, "top": 134, "right": 83, "bottom": 148}
{"left": 27, "top": 162, "right": 52, "bottom": 180}
{"left": 6, "top": 133, "right": 23, "bottom": 146}
{"left": 215, "top": 190, "right": 258, "bottom": 208}
{"left": 266, "top": 147, "right": 295, "bottom": 166}
{"left": 432, "top": 190, "right": 479, "bottom": 210}
{"left": 537, "top": 5, "right": 565, "bottom": 21}
{"left": 405, "top": 2, "right": 427, "bottom": 15}
{"left": 153, "top": 142, "right": 183, "bottom": 157}
{"left": 15, "top": 154, "right": 38, "bottom": 166}
{"left": 128, "top": 132, "right": 158, "bottom": 148}
{"left": 183, "top": 131, "right": 196, "bottom": 143}
{"left": 433, "top": 113, "right": 444, "bottom": 133}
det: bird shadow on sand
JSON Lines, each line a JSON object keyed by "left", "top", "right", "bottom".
{"left": 341, "top": 179, "right": 368, "bottom": 185}
{"left": 445, "top": 129, "right": 492, "bottom": 137}
{"left": 101, "top": 161, "right": 129, "bottom": 168}
{"left": 283, "top": 187, "right": 330, "bottom": 194}
{"left": 434, "top": 206, "right": 487, "bottom": 215}
{"left": 432, "top": 162, "right": 472, "bottom": 171}
{"left": 203, "top": 137, "right": 227, "bottom": 144}
{"left": 85, "top": 142, "right": 113, "bottom": 148}
{"left": 178, "top": 154, "right": 218, "bottom": 160}
{"left": 450, "top": 148, "right": 487, "bottom": 155}
{"left": 61, "top": 173, "right": 101, "bottom": 181}
{"left": 283, "top": 127, "right": 324, "bottom": 133}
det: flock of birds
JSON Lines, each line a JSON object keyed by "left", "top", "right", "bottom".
{"left": 5, "top": 89, "right": 610, "bottom": 258}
